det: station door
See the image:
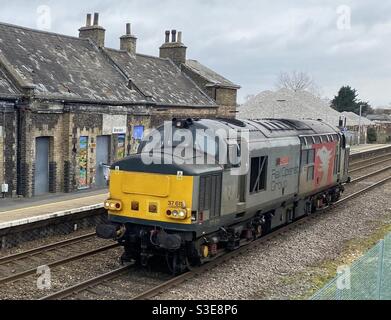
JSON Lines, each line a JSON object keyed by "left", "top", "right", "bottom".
{"left": 34, "top": 137, "right": 50, "bottom": 195}
{"left": 96, "top": 136, "right": 110, "bottom": 188}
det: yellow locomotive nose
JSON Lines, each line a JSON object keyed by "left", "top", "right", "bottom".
{"left": 107, "top": 170, "right": 194, "bottom": 225}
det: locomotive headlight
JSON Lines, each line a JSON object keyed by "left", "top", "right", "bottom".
{"left": 104, "top": 199, "right": 122, "bottom": 211}
{"left": 168, "top": 209, "right": 188, "bottom": 220}
{"left": 178, "top": 210, "right": 187, "bottom": 219}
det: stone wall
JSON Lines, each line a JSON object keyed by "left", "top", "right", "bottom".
{"left": 180, "top": 65, "right": 237, "bottom": 118}
{"left": 0, "top": 102, "right": 17, "bottom": 197}
{"left": 216, "top": 88, "right": 237, "bottom": 107}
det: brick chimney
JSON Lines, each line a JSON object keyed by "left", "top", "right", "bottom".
{"left": 120, "top": 23, "right": 137, "bottom": 55}
{"left": 159, "top": 30, "right": 187, "bottom": 66}
{"left": 79, "top": 13, "right": 106, "bottom": 48}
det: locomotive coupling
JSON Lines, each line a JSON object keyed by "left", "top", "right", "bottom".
{"left": 96, "top": 223, "right": 125, "bottom": 240}
{"left": 153, "top": 230, "right": 182, "bottom": 250}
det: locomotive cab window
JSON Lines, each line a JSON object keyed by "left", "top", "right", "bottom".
{"left": 307, "top": 166, "right": 315, "bottom": 181}
{"left": 250, "top": 156, "right": 268, "bottom": 194}
{"left": 301, "top": 149, "right": 315, "bottom": 166}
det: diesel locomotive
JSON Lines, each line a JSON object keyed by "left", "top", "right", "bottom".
{"left": 97, "top": 118, "right": 350, "bottom": 273}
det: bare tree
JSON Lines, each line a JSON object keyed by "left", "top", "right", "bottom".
{"left": 276, "top": 71, "right": 318, "bottom": 93}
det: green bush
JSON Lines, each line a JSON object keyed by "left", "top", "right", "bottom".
{"left": 367, "top": 127, "right": 377, "bottom": 143}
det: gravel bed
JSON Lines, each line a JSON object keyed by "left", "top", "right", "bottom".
{"left": 74, "top": 269, "right": 172, "bottom": 300}
{"left": 0, "top": 246, "right": 122, "bottom": 300}
{"left": 0, "top": 227, "right": 97, "bottom": 258}
{"left": 155, "top": 182, "right": 391, "bottom": 300}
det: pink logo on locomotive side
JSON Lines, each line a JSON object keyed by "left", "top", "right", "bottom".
{"left": 314, "top": 142, "right": 337, "bottom": 186}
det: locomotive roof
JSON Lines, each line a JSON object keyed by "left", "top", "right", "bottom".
{"left": 194, "top": 118, "right": 340, "bottom": 138}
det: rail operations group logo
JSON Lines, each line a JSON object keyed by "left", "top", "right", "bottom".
{"left": 140, "top": 121, "right": 250, "bottom": 176}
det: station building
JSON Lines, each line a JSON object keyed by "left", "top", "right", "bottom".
{"left": 0, "top": 13, "right": 240, "bottom": 198}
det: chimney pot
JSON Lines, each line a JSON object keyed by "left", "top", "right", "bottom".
{"left": 79, "top": 13, "right": 105, "bottom": 47}
{"left": 120, "top": 23, "right": 137, "bottom": 54}
{"left": 165, "top": 30, "right": 170, "bottom": 43}
{"left": 93, "top": 13, "right": 99, "bottom": 26}
{"left": 171, "top": 30, "right": 177, "bottom": 42}
{"left": 86, "top": 14, "right": 92, "bottom": 27}
{"left": 160, "top": 29, "right": 187, "bottom": 65}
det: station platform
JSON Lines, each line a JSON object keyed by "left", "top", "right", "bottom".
{"left": 0, "top": 189, "right": 107, "bottom": 230}
{"left": 350, "top": 144, "right": 391, "bottom": 155}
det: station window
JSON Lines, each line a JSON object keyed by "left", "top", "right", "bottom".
{"left": 250, "top": 156, "right": 268, "bottom": 194}
{"left": 307, "top": 166, "right": 315, "bottom": 181}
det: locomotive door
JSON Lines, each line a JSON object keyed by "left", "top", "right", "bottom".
{"left": 96, "top": 136, "right": 110, "bottom": 188}
{"left": 34, "top": 137, "right": 50, "bottom": 196}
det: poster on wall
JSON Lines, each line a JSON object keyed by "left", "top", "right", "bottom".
{"left": 133, "top": 125, "right": 144, "bottom": 141}
{"left": 117, "top": 134, "right": 126, "bottom": 160}
{"left": 79, "top": 136, "right": 88, "bottom": 189}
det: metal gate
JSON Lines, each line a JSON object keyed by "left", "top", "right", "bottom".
{"left": 95, "top": 136, "right": 110, "bottom": 188}
{"left": 35, "top": 137, "right": 49, "bottom": 195}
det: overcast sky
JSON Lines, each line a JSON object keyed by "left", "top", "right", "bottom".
{"left": 0, "top": 0, "right": 390, "bottom": 107}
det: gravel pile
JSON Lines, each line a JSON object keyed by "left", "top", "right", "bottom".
{"left": 237, "top": 89, "right": 372, "bottom": 127}
{"left": 156, "top": 182, "right": 391, "bottom": 300}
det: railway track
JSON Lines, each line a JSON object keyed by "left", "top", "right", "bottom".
{"left": 0, "top": 232, "right": 118, "bottom": 286}
{"left": 41, "top": 171, "right": 391, "bottom": 301}
{"left": 349, "top": 152, "right": 391, "bottom": 170}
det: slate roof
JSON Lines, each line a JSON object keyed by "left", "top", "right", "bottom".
{"left": 105, "top": 49, "right": 216, "bottom": 107}
{"left": 0, "top": 22, "right": 145, "bottom": 103}
{"left": 184, "top": 60, "right": 240, "bottom": 89}
{"left": 237, "top": 89, "right": 373, "bottom": 128}
{"left": 367, "top": 114, "right": 391, "bottom": 122}
{"left": 0, "top": 68, "right": 20, "bottom": 98}
{"left": 342, "top": 112, "right": 373, "bottom": 126}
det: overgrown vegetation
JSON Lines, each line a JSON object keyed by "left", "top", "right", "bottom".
{"left": 367, "top": 127, "right": 378, "bottom": 143}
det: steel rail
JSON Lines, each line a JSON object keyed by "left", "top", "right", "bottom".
{"left": 350, "top": 152, "right": 391, "bottom": 168}
{"left": 40, "top": 265, "right": 133, "bottom": 300}
{"left": 350, "top": 165, "right": 391, "bottom": 184}
{"left": 0, "top": 232, "right": 96, "bottom": 265}
{"left": 0, "top": 243, "right": 119, "bottom": 285}
{"left": 349, "top": 157, "right": 391, "bottom": 174}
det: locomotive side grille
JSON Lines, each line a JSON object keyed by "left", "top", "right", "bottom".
{"left": 199, "top": 173, "right": 222, "bottom": 219}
